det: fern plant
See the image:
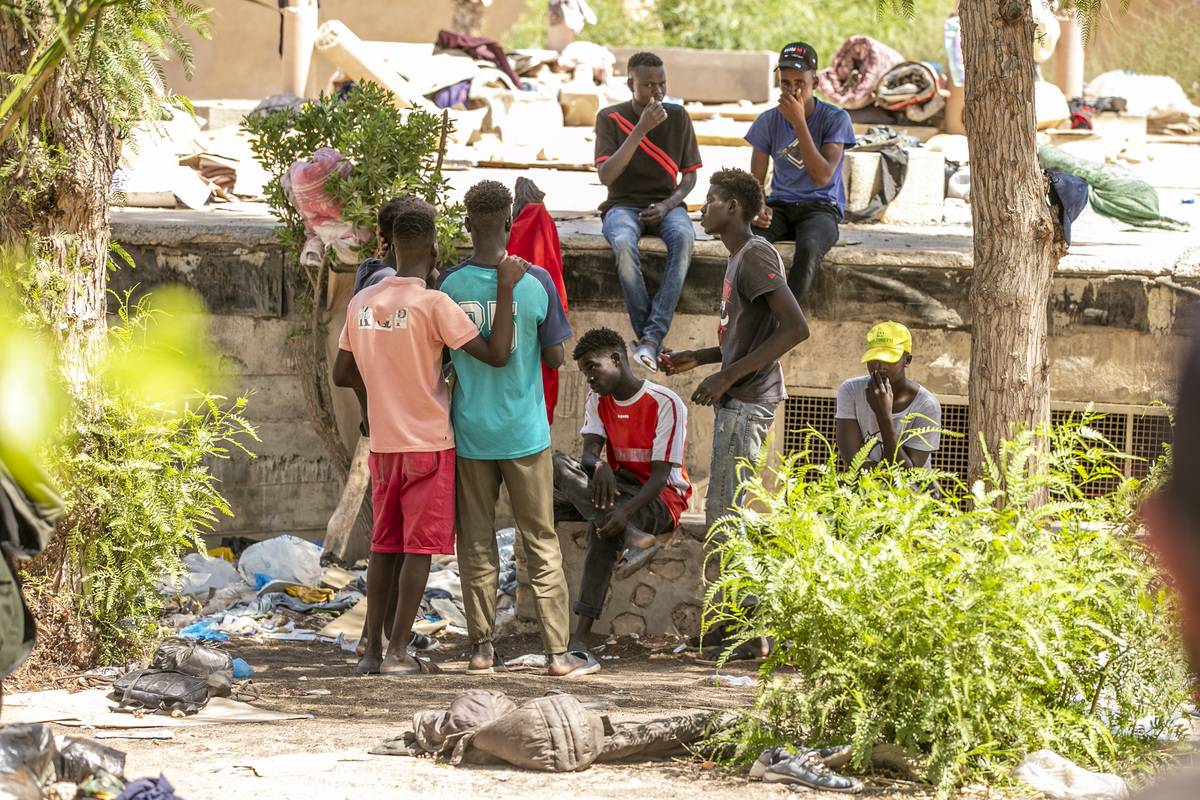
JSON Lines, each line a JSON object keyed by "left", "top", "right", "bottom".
{"left": 52, "top": 291, "right": 258, "bottom": 661}
{"left": 704, "top": 417, "right": 1188, "bottom": 796}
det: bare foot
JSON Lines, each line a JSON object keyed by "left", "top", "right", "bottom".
{"left": 379, "top": 650, "right": 421, "bottom": 675}
{"left": 547, "top": 651, "right": 591, "bottom": 677}
{"left": 467, "top": 641, "right": 496, "bottom": 673}
{"left": 356, "top": 654, "right": 383, "bottom": 674}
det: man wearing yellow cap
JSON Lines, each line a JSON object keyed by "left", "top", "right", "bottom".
{"left": 835, "top": 321, "right": 941, "bottom": 467}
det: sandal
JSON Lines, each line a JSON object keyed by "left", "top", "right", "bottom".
{"left": 613, "top": 540, "right": 661, "bottom": 580}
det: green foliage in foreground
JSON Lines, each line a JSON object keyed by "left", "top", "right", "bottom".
{"left": 704, "top": 418, "right": 1188, "bottom": 796}
{"left": 243, "top": 82, "right": 464, "bottom": 274}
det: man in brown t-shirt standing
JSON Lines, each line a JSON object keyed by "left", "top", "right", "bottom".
{"left": 661, "top": 168, "right": 810, "bottom": 527}
{"left": 595, "top": 52, "right": 703, "bottom": 371}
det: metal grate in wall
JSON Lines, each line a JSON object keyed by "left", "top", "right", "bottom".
{"left": 782, "top": 389, "right": 1171, "bottom": 490}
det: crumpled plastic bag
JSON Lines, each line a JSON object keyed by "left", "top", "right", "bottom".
{"left": 237, "top": 535, "right": 322, "bottom": 588}
{"left": 1013, "top": 750, "right": 1128, "bottom": 800}
{"left": 162, "top": 553, "right": 243, "bottom": 598}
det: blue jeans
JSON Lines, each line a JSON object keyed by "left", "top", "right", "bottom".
{"left": 705, "top": 398, "right": 777, "bottom": 529}
{"left": 601, "top": 205, "right": 695, "bottom": 348}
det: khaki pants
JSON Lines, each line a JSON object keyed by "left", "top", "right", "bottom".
{"left": 456, "top": 448, "right": 569, "bottom": 654}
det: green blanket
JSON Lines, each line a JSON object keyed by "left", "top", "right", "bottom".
{"left": 1038, "top": 145, "right": 1189, "bottom": 231}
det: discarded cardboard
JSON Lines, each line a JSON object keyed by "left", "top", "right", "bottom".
{"left": 2, "top": 689, "right": 313, "bottom": 728}
{"left": 316, "top": 597, "right": 450, "bottom": 641}
{"left": 315, "top": 21, "right": 431, "bottom": 110}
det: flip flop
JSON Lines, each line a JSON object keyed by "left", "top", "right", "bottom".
{"left": 380, "top": 654, "right": 444, "bottom": 676}
{"left": 613, "top": 540, "right": 662, "bottom": 580}
{"left": 559, "top": 650, "right": 602, "bottom": 679}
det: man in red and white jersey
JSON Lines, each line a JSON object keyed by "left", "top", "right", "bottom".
{"left": 553, "top": 327, "right": 692, "bottom": 654}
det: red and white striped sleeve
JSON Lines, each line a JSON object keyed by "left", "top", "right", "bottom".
{"left": 650, "top": 386, "right": 687, "bottom": 466}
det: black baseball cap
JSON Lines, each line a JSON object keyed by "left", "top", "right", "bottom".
{"left": 778, "top": 42, "right": 818, "bottom": 72}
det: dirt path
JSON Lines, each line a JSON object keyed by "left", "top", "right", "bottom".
{"left": 59, "top": 635, "right": 994, "bottom": 799}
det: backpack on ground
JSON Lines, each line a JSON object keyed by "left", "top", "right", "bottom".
{"left": 108, "top": 669, "right": 210, "bottom": 715}
{"left": 150, "top": 637, "right": 233, "bottom": 697}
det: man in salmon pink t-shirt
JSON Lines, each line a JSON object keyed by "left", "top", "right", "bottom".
{"left": 552, "top": 327, "right": 691, "bottom": 654}
{"left": 332, "top": 198, "right": 530, "bottom": 676}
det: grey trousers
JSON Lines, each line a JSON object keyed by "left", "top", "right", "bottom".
{"left": 704, "top": 397, "right": 777, "bottom": 529}
{"left": 552, "top": 452, "right": 675, "bottom": 619}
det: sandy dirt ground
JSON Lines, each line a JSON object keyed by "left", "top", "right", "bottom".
{"left": 19, "top": 633, "right": 1006, "bottom": 800}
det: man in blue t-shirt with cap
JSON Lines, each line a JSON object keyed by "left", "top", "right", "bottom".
{"left": 746, "top": 41, "right": 856, "bottom": 301}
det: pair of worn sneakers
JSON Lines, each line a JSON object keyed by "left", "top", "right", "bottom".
{"left": 748, "top": 745, "right": 863, "bottom": 793}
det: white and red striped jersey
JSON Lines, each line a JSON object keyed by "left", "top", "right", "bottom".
{"left": 581, "top": 380, "right": 692, "bottom": 522}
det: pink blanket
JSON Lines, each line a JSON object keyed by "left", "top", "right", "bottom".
{"left": 816, "top": 36, "right": 904, "bottom": 110}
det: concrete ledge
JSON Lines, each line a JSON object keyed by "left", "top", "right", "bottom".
{"left": 552, "top": 512, "right": 710, "bottom": 638}
{"left": 611, "top": 46, "right": 774, "bottom": 104}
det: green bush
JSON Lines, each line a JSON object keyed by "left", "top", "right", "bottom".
{"left": 243, "top": 82, "right": 464, "bottom": 268}
{"left": 704, "top": 418, "right": 1188, "bottom": 795}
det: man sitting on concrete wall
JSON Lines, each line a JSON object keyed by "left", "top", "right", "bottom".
{"left": 595, "top": 51, "right": 703, "bottom": 372}
{"left": 747, "top": 42, "right": 856, "bottom": 301}
{"left": 552, "top": 327, "right": 692, "bottom": 653}
{"left": 835, "top": 321, "right": 942, "bottom": 468}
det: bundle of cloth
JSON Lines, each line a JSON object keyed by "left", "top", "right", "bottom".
{"left": 371, "top": 689, "right": 738, "bottom": 771}
{"left": 1039, "top": 144, "right": 1190, "bottom": 231}
{"left": 281, "top": 147, "right": 370, "bottom": 268}
{"left": 873, "top": 61, "right": 946, "bottom": 123}
{"left": 816, "top": 36, "right": 903, "bottom": 110}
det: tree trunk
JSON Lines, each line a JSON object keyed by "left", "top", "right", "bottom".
{"left": 960, "top": 0, "right": 1067, "bottom": 477}
{"left": 0, "top": 17, "right": 117, "bottom": 392}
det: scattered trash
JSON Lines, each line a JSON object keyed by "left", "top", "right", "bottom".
{"left": 504, "top": 653, "right": 549, "bottom": 670}
{"left": 672, "top": 644, "right": 687, "bottom": 654}
{"left": 161, "top": 552, "right": 243, "bottom": 598}
{"left": 1013, "top": 750, "right": 1128, "bottom": 800}
{"left": 177, "top": 619, "right": 229, "bottom": 642}
{"left": 600, "top": 655, "right": 620, "bottom": 661}
{"left": 80, "top": 770, "right": 126, "bottom": 799}
{"left": 114, "top": 774, "right": 177, "bottom": 800}
{"left": 55, "top": 737, "right": 126, "bottom": 784}
{"left": 231, "top": 659, "right": 254, "bottom": 679}
{"left": 93, "top": 731, "right": 174, "bottom": 742}
{"left": 236, "top": 535, "right": 323, "bottom": 588}
{"left": 701, "top": 674, "right": 754, "bottom": 687}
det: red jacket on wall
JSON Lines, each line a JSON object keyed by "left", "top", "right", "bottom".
{"left": 507, "top": 202, "right": 568, "bottom": 425}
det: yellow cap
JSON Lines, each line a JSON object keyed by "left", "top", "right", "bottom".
{"left": 861, "top": 321, "right": 912, "bottom": 364}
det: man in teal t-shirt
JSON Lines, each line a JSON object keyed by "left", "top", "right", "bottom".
{"left": 437, "top": 180, "right": 596, "bottom": 678}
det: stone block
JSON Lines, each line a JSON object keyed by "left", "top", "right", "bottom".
{"left": 844, "top": 151, "right": 882, "bottom": 216}
{"left": 881, "top": 149, "right": 946, "bottom": 226}
{"left": 476, "top": 88, "right": 564, "bottom": 147}
{"left": 559, "top": 84, "right": 604, "bottom": 127}
{"left": 611, "top": 613, "right": 647, "bottom": 638}
{"left": 610, "top": 46, "right": 774, "bottom": 104}
{"left": 553, "top": 520, "right": 705, "bottom": 636}
{"left": 632, "top": 583, "right": 657, "bottom": 608}
{"left": 191, "top": 99, "right": 258, "bottom": 130}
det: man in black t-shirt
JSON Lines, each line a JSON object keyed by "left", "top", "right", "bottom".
{"left": 595, "top": 52, "right": 702, "bottom": 372}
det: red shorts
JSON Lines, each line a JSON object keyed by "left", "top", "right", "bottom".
{"left": 368, "top": 449, "right": 456, "bottom": 554}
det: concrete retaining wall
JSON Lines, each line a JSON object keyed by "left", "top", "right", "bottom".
{"left": 109, "top": 211, "right": 1196, "bottom": 542}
